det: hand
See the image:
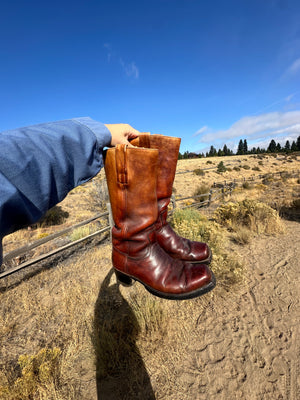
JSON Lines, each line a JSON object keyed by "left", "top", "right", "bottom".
{"left": 104, "top": 123, "right": 140, "bottom": 147}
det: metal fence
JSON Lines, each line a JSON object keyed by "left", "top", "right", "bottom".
{"left": 1, "top": 169, "right": 299, "bottom": 279}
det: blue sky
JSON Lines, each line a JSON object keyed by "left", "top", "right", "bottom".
{"left": 1, "top": 0, "right": 300, "bottom": 153}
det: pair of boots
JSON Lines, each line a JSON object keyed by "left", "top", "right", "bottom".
{"left": 104, "top": 134, "right": 215, "bottom": 300}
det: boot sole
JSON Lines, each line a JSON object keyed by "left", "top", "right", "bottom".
{"left": 187, "top": 248, "right": 212, "bottom": 265}
{"left": 115, "top": 269, "right": 216, "bottom": 300}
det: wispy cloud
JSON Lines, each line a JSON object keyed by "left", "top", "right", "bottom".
{"left": 119, "top": 58, "right": 139, "bottom": 79}
{"left": 103, "top": 43, "right": 139, "bottom": 80}
{"left": 193, "top": 126, "right": 208, "bottom": 136}
{"left": 196, "top": 110, "right": 300, "bottom": 151}
{"left": 285, "top": 57, "right": 300, "bottom": 76}
{"left": 281, "top": 57, "right": 300, "bottom": 80}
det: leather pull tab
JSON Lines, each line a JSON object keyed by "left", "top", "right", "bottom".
{"left": 139, "top": 134, "right": 151, "bottom": 148}
{"left": 115, "top": 144, "right": 128, "bottom": 185}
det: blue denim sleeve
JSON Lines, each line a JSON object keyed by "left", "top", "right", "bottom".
{"left": 0, "top": 117, "right": 111, "bottom": 262}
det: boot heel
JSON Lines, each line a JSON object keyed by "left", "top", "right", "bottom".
{"left": 115, "top": 270, "right": 135, "bottom": 287}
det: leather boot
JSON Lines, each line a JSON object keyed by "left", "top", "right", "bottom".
{"left": 131, "top": 134, "right": 212, "bottom": 263}
{"left": 104, "top": 144, "right": 215, "bottom": 300}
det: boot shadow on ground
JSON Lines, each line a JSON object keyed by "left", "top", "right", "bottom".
{"left": 93, "top": 269, "right": 156, "bottom": 400}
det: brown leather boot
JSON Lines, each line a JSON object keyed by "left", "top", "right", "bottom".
{"left": 104, "top": 144, "right": 215, "bottom": 300}
{"left": 131, "top": 134, "right": 212, "bottom": 264}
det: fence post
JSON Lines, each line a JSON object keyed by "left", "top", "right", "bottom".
{"left": 170, "top": 194, "right": 176, "bottom": 210}
{"left": 107, "top": 202, "right": 114, "bottom": 241}
{"left": 208, "top": 189, "right": 212, "bottom": 206}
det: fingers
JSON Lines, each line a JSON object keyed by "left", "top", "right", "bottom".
{"left": 105, "top": 123, "right": 146, "bottom": 147}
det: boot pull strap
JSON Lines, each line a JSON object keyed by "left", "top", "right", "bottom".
{"left": 115, "top": 144, "right": 128, "bottom": 186}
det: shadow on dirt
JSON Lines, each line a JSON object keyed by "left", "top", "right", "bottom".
{"left": 93, "top": 269, "right": 155, "bottom": 400}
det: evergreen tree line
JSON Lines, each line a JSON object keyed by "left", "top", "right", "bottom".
{"left": 178, "top": 136, "right": 300, "bottom": 159}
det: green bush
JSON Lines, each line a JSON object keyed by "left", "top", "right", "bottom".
{"left": 217, "top": 161, "right": 227, "bottom": 173}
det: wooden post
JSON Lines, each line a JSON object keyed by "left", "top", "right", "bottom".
{"left": 171, "top": 194, "right": 176, "bottom": 209}
{"left": 208, "top": 189, "right": 212, "bottom": 206}
{"left": 107, "top": 202, "right": 114, "bottom": 241}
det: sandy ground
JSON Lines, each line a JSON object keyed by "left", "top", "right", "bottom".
{"left": 177, "top": 219, "right": 300, "bottom": 400}
{"left": 1, "top": 153, "right": 299, "bottom": 399}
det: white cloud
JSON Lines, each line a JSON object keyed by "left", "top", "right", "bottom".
{"left": 196, "top": 110, "right": 300, "bottom": 152}
{"left": 193, "top": 126, "right": 208, "bottom": 136}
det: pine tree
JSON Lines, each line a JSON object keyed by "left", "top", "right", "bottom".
{"left": 243, "top": 139, "right": 248, "bottom": 154}
{"left": 291, "top": 141, "right": 298, "bottom": 152}
{"left": 223, "top": 144, "right": 228, "bottom": 155}
{"left": 297, "top": 136, "right": 300, "bottom": 150}
{"left": 208, "top": 145, "right": 217, "bottom": 157}
{"left": 276, "top": 143, "right": 281, "bottom": 152}
{"left": 268, "top": 139, "right": 277, "bottom": 153}
{"left": 284, "top": 140, "right": 291, "bottom": 152}
{"left": 237, "top": 139, "right": 244, "bottom": 155}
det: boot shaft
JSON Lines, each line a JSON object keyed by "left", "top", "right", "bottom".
{"left": 104, "top": 144, "right": 159, "bottom": 238}
{"left": 131, "top": 134, "right": 180, "bottom": 204}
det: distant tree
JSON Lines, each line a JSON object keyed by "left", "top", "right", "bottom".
{"left": 217, "top": 149, "right": 224, "bottom": 156}
{"left": 297, "top": 136, "right": 300, "bottom": 150}
{"left": 222, "top": 144, "right": 229, "bottom": 156}
{"left": 284, "top": 140, "right": 291, "bottom": 152}
{"left": 276, "top": 143, "right": 281, "bottom": 152}
{"left": 268, "top": 139, "right": 277, "bottom": 153}
{"left": 291, "top": 140, "right": 298, "bottom": 152}
{"left": 178, "top": 152, "right": 183, "bottom": 160}
{"left": 237, "top": 139, "right": 244, "bottom": 155}
{"left": 208, "top": 145, "right": 217, "bottom": 157}
{"left": 243, "top": 139, "right": 248, "bottom": 154}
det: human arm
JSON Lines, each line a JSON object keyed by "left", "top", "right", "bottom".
{"left": 0, "top": 117, "right": 140, "bottom": 260}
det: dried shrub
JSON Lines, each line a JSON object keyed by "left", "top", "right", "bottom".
{"left": 193, "top": 168, "right": 205, "bottom": 176}
{"left": 170, "top": 209, "right": 244, "bottom": 289}
{"left": 35, "top": 206, "right": 69, "bottom": 228}
{"left": 0, "top": 347, "right": 62, "bottom": 399}
{"left": 214, "top": 199, "right": 284, "bottom": 235}
{"left": 193, "top": 184, "right": 211, "bottom": 203}
{"left": 242, "top": 181, "right": 252, "bottom": 190}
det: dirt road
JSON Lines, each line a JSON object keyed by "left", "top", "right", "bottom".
{"left": 180, "top": 220, "right": 300, "bottom": 399}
